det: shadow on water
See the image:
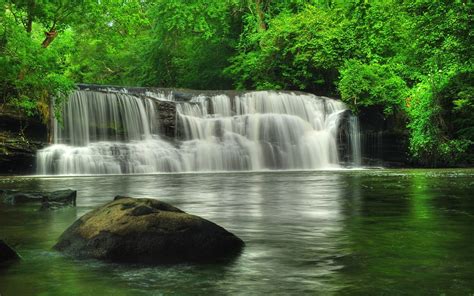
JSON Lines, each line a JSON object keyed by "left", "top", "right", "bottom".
{"left": 0, "top": 169, "right": 473, "bottom": 295}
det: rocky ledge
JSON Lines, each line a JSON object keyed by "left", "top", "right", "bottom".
{"left": 0, "top": 131, "right": 45, "bottom": 175}
{"left": 0, "top": 107, "right": 47, "bottom": 175}
{"left": 54, "top": 197, "right": 244, "bottom": 264}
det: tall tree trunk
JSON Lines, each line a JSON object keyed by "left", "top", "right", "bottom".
{"left": 26, "top": 0, "right": 36, "bottom": 34}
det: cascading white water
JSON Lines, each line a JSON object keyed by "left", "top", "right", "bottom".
{"left": 176, "top": 92, "right": 347, "bottom": 170}
{"left": 38, "top": 90, "right": 183, "bottom": 174}
{"left": 37, "top": 89, "right": 361, "bottom": 174}
{"left": 55, "top": 90, "right": 158, "bottom": 145}
{"left": 349, "top": 116, "right": 362, "bottom": 166}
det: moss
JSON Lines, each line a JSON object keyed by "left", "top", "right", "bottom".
{"left": 76, "top": 198, "right": 201, "bottom": 239}
{"left": 55, "top": 197, "right": 245, "bottom": 263}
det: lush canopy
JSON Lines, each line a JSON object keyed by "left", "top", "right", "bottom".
{"left": 1, "top": 0, "right": 472, "bottom": 165}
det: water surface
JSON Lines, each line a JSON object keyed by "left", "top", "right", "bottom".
{"left": 1, "top": 169, "right": 473, "bottom": 295}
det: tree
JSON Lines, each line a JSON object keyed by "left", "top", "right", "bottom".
{"left": 141, "top": 0, "right": 241, "bottom": 89}
{"left": 0, "top": 0, "right": 472, "bottom": 164}
{"left": 66, "top": 0, "right": 153, "bottom": 85}
{"left": 6, "top": 0, "right": 92, "bottom": 47}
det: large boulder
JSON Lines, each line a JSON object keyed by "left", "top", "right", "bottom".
{"left": 0, "top": 240, "right": 20, "bottom": 264}
{"left": 54, "top": 197, "right": 244, "bottom": 263}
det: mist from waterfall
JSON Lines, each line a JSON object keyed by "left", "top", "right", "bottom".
{"left": 37, "top": 89, "right": 361, "bottom": 174}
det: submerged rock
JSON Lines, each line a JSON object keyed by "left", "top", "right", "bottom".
{"left": 0, "top": 240, "right": 20, "bottom": 264}
{"left": 54, "top": 197, "right": 244, "bottom": 264}
{"left": 0, "top": 189, "right": 76, "bottom": 210}
{"left": 0, "top": 190, "right": 43, "bottom": 204}
{"left": 40, "top": 189, "right": 77, "bottom": 210}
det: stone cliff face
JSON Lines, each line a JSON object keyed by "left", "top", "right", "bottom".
{"left": 334, "top": 104, "right": 411, "bottom": 167}
{"left": 358, "top": 106, "right": 410, "bottom": 167}
{"left": 0, "top": 108, "right": 47, "bottom": 175}
{"left": 154, "top": 100, "right": 176, "bottom": 138}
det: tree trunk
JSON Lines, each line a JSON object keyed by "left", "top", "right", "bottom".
{"left": 26, "top": 18, "right": 33, "bottom": 33}
{"left": 26, "top": 0, "right": 36, "bottom": 34}
{"left": 41, "top": 30, "right": 58, "bottom": 48}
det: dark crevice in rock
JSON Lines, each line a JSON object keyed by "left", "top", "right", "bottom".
{"left": 129, "top": 205, "right": 157, "bottom": 216}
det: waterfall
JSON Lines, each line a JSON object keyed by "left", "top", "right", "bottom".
{"left": 37, "top": 88, "right": 361, "bottom": 174}
{"left": 55, "top": 91, "right": 158, "bottom": 145}
{"left": 38, "top": 90, "right": 183, "bottom": 174}
{"left": 349, "top": 116, "right": 362, "bottom": 166}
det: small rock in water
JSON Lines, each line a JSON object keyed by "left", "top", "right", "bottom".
{"left": 54, "top": 197, "right": 244, "bottom": 264}
{"left": 0, "top": 240, "right": 20, "bottom": 265}
{"left": 0, "top": 189, "right": 76, "bottom": 210}
{"left": 0, "top": 189, "right": 43, "bottom": 204}
{"left": 40, "top": 189, "right": 77, "bottom": 210}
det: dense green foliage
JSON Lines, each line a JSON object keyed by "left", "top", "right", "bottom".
{"left": 1, "top": 0, "right": 472, "bottom": 165}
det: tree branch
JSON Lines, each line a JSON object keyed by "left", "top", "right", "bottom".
{"left": 7, "top": 2, "right": 28, "bottom": 31}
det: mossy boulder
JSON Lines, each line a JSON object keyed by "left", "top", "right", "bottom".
{"left": 54, "top": 197, "right": 244, "bottom": 263}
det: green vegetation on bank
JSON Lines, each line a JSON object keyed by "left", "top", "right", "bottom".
{"left": 0, "top": 0, "right": 472, "bottom": 165}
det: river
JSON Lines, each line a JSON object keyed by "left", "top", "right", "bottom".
{"left": 1, "top": 169, "right": 473, "bottom": 295}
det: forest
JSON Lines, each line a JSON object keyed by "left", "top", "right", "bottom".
{"left": 0, "top": 0, "right": 473, "bottom": 166}
{"left": 1, "top": 2, "right": 474, "bottom": 294}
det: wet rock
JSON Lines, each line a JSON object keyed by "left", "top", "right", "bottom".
{"left": 0, "top": 240, "right": 20, "bottom": 264}
{"left": 0, "top": 108, "right": 47, "bottom": 175}
{"left": 154, "top": 100, "right": 176, "bottom": 138}
{"left": 0, "top": 190, "right": 43, "bottom": 204}
{"left": 54, "top": 197, "right": 244, "bottom": 264}
{"left": 0, "top": 189, "right": 76, "bottom": 210}
{"left": 113, "top": 195, "right": 128, "bottom": 201}
{"left": 357, "top": 105, "right": 410, "bottom": 167}
{"left": 40, "top": 189, "right": 77, "bottom": 210}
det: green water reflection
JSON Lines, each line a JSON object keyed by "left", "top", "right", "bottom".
{"left": 339, "top": 170, "right": 474, "bottom": 295}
